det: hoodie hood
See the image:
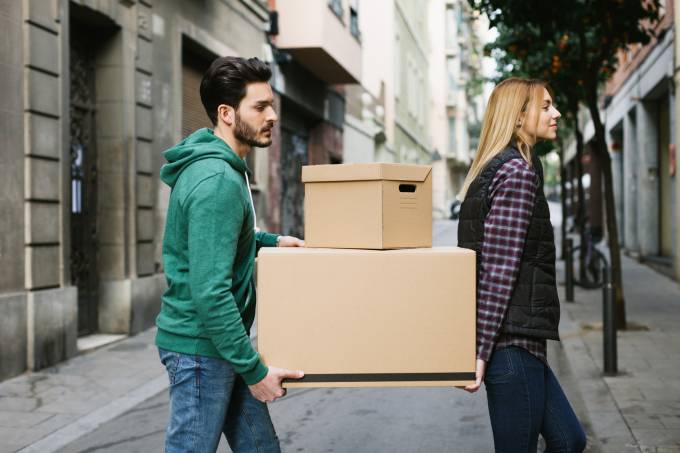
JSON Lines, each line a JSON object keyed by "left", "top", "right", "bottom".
{"left": 160, "top": 128, "right": 247, "bottom": 188}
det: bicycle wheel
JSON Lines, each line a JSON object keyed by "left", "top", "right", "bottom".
{"left": 572, "top": 245, "right": 607, "bottom": 289}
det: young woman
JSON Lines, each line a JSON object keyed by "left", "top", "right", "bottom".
{"left": 457, "top": 78, "right": 587, "bottom": 452}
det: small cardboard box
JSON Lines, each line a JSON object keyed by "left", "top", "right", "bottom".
{"left": 256, "top": 247, "right": 476, "bottom": 388}
{"left": 302, "top": 163, "right": 432, "bottom": 249}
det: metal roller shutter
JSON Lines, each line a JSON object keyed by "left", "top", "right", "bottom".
{"left": 182, "top": 52, "right": 212, "bottom": 138}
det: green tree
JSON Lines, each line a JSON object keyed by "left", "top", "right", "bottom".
{"left": 469, "top": 0, "right": 661, "bottom": 328}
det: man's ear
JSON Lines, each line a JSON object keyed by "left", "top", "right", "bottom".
{"left": 217, "top": 104, "right": 234, "bottom": 126}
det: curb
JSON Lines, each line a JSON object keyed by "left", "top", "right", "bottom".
{"left": 558, "top": 297, "right": 641, "bottom": 453}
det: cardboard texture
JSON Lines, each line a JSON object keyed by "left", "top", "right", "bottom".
{"left": 302, "top": 163, "right": 433, "bottom": 249}
{"left": 256, "top": 247, "right": 476, "bottom": 388}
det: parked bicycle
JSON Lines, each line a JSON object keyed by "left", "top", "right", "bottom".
{"left": 571, "top": 226, "right": 607, "bottom": 289}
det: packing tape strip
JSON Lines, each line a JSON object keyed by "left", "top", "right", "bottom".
{"left": 284, "top": 372, "right": 476, "bottom": 383}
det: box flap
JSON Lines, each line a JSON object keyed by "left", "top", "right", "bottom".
{"left": 380, "top": 164, "right": 431, "bottom": 182}
{"left": 258, "top": 247, "right": 473, "bottom": 256}
{"left": 302, "top": 163, "right": 432, "bottom": 183}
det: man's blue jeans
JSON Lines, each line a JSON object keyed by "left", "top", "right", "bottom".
{"left": 484, "top": 346, "right": 587, "bottom": 453}
{"left": 159, "top": 348, "right": 280, "bottom": 453}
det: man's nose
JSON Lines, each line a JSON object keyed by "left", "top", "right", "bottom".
{"left": 267, "top": 106, "right": 278, "bottom": 123}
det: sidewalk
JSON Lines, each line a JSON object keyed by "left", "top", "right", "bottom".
{"left": 0, "top": 329, "right": 168, "bottom": 453}
{"left": 556, "top": 254, "right": 680, "bottom": 453}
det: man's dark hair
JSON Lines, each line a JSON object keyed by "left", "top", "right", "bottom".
{"left": 200, "top": 56, "right": 272, "bottom": 125}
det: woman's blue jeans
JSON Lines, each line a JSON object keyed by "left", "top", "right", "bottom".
{"left": 159, "top": 348, "right": 280, "bottom": 453}
{"left": 484, "top": 346, "right": 587, "bottom": 453}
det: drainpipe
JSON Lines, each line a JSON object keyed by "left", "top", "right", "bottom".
{"left": 674, "top": 0, "right": 680, "bottom": 280}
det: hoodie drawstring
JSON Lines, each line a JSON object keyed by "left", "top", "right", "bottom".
{"left": 244, "top": 171, "right": 260, "bottom": 233}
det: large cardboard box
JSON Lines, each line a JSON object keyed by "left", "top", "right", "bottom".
{"left": 257, "top": 247, "right": 476, "bottom": 388}
{"left": 302, "top": 163, "right": 432, "bottom": 249}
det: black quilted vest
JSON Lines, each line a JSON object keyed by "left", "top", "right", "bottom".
{"left": 458, "top": 146, "right": 560, "bottom": 340}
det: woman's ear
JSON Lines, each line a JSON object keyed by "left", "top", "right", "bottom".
{"left": 517, "top": 108, "right": 531, "bottom": 129}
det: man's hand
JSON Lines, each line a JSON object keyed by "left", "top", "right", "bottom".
{"left": 463, "top": 359, "right": 487, "bottom": 393}
{"left": 248, "top": 367, "right": 304, "bottom": 403}
{"left": 278, "top": 236, "right": 305, "bottom": 247}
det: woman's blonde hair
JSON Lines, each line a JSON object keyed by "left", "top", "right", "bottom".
{"left": 459, "top": 77, "right": 551, "bottom": 200}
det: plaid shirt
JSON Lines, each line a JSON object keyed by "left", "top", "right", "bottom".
{"left": 476, "top": 157, "right": 547, "bottom": 363}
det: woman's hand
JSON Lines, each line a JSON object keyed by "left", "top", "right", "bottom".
{"left": 277, "top": 236, "right": 305, "bottom": 247}
{"left": 464, "top": 359, "right": 487, "bottom": 393}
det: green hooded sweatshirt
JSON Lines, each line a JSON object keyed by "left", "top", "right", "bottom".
{"left": 155, "top": 128, "right": 279, "bottom": 385}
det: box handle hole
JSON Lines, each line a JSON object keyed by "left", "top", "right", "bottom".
{"left": 399, "top": 184, "right": 416, "bottom": 193}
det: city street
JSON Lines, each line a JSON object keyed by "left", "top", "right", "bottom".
{"left": 56, "top": 221, "right": 497, "bottom": 453}
{"left": 2, "top": 1, "right": 679, "bottom": 452}
{"left": 7, "top": 214, "right": 679, "bottom": 452}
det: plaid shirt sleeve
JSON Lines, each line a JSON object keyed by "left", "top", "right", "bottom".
{"left": 476, "top": 158, "right": 538, "bottom": 362}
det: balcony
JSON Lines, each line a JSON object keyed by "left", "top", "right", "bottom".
{"left": 276, "top": 0, "right": 362, "bottom": 84}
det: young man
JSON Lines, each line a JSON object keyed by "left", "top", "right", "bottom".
{"left": 156, "top": 56, "right": 304, "bottom": 453}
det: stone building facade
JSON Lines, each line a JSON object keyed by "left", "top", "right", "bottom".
{"left": 0, "top": 0, "right": 359, "bottom": 381}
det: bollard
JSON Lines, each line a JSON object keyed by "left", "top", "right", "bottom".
{"left": 565, "top": 238, "right": 574, "bottom": 302}
{"left": 602, "top": 265, "right": 618, "bottom": 375}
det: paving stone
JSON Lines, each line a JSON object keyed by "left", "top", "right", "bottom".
{"left": 624, "top": 414, "right": 667, "bottom": 429}
{"left": 641, "top": 388, "right": 680, "bottom": 401}
{"left": 38, "top": 390, "right": 116, "bottom": 415}
{"left": 597, "top": 434, "right": 642, "bottom": 453}
{"left": 0, "top": 395, "right": 42, "bottom": 412}
{"left": 633, "top": 429, "right": 680, "bottom": 450}
{"left": 656, "top": 446, "right": 680, "bottom": 453}
{"left": 588, "top": 410, "right": 636, "bottom": 438}
{"left": 660, "top": 415, "right": 680, "bottom": 429}
{"left": 0, "top": 410, "right": 54, "bottom": 428}
{"left": 608, "top": 387, "right": 645, "bottom": 403}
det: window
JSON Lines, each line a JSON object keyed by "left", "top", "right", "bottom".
{"left": 407, "top": 58, "right": 418, "bottom": 117}
{"left": 349, "top": 0, "right": 360, "bottom": 40}
{"left": 325, "top": 89, "right": 346, "bottom": 129}
{"left": 394, "top": 33, "right": 401, "bottom": 99}
{"left": 468, "top": 121, "right": 481, "bottom": 153}
{"left": 445, "top": 6, "right": 456, "bottom": 49}
{"left": 448, "top": 116, "right": 457, "bottom": 155}
{"left": 239, "top": 0, "right": 269, "bottom": 21}
{"left": 418, "top": 70, "right": 425, "bottom": 127}
{"left": 447, "top": 56, "right": 457, "bottom": 94}
{"left": 417, "top": 6, "right": 424, "bottom": 35}
{"left": 328, "top": 0, "right": 343, "bottom": 21}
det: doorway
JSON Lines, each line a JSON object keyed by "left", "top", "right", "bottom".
{"left": 69, "top": 19, "right": 100, "bottom": 335}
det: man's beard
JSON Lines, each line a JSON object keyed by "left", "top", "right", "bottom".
{"left": 234, "top": 112, "right": 272, "bottom": 148}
